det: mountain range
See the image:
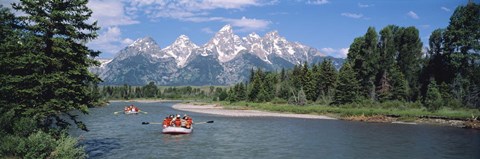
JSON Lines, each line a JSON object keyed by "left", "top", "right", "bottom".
{"left": 91, "top": 25, "right": 345, "bottom": 86}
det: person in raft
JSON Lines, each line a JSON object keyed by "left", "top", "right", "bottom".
{"left": 183, "top": 114, "right": 193, "bottom": 129}
{"left": 162, "top": 115, "right": 174, "bottom": 128}
{"left": 126, "top": 104, "right": 139, "bottom": 113}
{"left": 163, "top": 114, "right": 192, "bottom": 129}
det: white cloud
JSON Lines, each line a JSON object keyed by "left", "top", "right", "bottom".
{"left": 87, "top": 0, "right": 139, "bottom": 28}
{"left": 224, "top": 17, "right": 271, "bottom": 32}
{"left": 341, "top": 12, "right": 363, "bottom": 19}
{"left": 85, "top": 0, "right": 141, "bottom": 57}
{"left": 88, "top": 26, "right": 133, "bottom": 56}
{"left": 202, "top": 27, "right": 215, "bottom": 34}
{"left": 407, "top": 11, "right": 419, "bottom": 19}
{"left": 358, "top": 3, "right": 373, "bottom": 8}
{"left": 126, "top": 0, "right": 273, "bottom": 32}
{"left": 339, "top": 48, "right": 349, "bottom": 58}
{"left": 320, "top": 47, "right": 348, "bottom": 58}
{"left": 307, "top": 0, "right": 329, "bottom": 5}
{"left": 441, "top": 7, "right": 450, "bottom": 12}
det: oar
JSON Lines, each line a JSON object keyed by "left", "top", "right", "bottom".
{"left": 139, "top": 111, "right": 148, "bottom": 114}
{"left": 141, "top": 122, "right": 163, "bottom": 125}
{"left": 194, "top": 121, "right": 214, "bottom": 124}
{"left": 113, "top": 111, "right": 123, "bottom": 115}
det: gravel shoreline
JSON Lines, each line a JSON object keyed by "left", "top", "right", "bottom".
{"left": 172, "top": 103, "right": 337, "bottom": 120}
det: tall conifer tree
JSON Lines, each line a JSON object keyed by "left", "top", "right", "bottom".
{"left": 11, "top": 0, "right": 101, "bottom": 131}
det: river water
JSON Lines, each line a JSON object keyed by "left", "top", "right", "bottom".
{"left": 70, "top": 102, "right": 480, "bottom": 159}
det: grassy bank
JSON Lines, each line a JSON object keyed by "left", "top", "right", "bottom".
{"left": 215, "top": 101, "right": 480, "bottom": 121}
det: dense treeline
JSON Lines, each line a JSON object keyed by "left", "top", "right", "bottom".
{"left": 0, "top": 1, "right": 101, "bottom": 158}
{"left": 99, "top": 82, "right": 229, "bottom": 101}
{"left": 228, "top": 2, "right": 480, "bottom": 111}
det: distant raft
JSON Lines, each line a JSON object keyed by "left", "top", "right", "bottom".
{"left": 124, "top": 111, "right": 140, "bottom": 115}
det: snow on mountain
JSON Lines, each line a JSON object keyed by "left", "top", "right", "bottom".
{"left": 116, "top": 37, "right": 161, "bottom": 61}
{"left": 203, "top": 24, "right": 245, "bottom": 62}
{"left": 93, "top": 25, "right": 344, "bottom": 86}
{"left": 161, "top": 35, "right": 199, "bottom": 67}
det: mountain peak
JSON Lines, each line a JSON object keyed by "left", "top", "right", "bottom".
{"left": 127, "top": 36, "right": 160, "bottom": 53}
{"left": 131, "top": 37, "right": 155, "bottom": 44}
{"left": 265, "top": 30, "right": 280, "bottom": 38}
{"left": 248, "top": 32, "right": 261, "bottom": 39}
{"left": 219, "top": 24, "right": 233, "bottom": 32}
{"left": 174, "top": 34, "right": 192, "bottom": 44}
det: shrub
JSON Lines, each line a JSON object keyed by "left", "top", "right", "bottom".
{"left": 0, "top": 131, "right": 86, "bottom": 159}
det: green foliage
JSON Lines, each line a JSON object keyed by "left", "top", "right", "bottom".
{"left": 0, "top": 0, "right": 102, "bottom": 133}
{"left": 333, "top": 62, "right": 359, "bottom": 105}
{"left": 317, "top": 59, "right": 337, "bottom": 99}
{"left": 143, "top": 81, "right": 159, "bottom": 98}
{"left": 51, "top": 134, "right": 87, "bottom": 159}
{"left": 297, "top": 89, "right": 307, "bottom": 106}
{"left": 0, "top": 131, "right": 86, "bottom": 159}
{"left": 424, "top": 80, "right": 443, "bottom": 111}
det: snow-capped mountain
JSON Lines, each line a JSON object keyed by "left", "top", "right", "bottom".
{"left": 93, "top": 25, "right": 344, "bottom": 86}
{"left": 161, "top": 35, "right": 199, "bottom": 67}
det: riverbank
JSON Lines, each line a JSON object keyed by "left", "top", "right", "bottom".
{"left": 108, "top": 99, "right": 183, "bottom": 103}
{"left": 172, "top": 103, "right": 336, "bottom": 119}
{"left": 172, "top": 102, "right": 480, "bottom": 129}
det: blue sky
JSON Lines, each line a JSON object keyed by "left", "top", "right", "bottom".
{"left": 1, "top": 0, "right": 469, "bottom": 58}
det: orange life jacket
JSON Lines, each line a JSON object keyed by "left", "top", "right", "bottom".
{"left": 174, "top": 118, "right": 181, "bottom": 127}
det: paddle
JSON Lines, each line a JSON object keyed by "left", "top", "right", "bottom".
{"left": 141, "top": 122, "right": 162, "bottom": 125}
{"left": 113, "top": 111, "right": 122, "bottom": 115}
{"left": 194, "top": 121, "right": 214, "bottom": 124}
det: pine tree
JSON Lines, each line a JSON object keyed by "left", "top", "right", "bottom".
{"left": 333, "top": 62, "right": 360, "bottom": 105}
{"left": 375, "top": 26, "right": 396, "bottom": 102}
{"left": 318, "top": 59, "right": 338, "bottom": 100}
{"left": 376, "top": 71, "right": 392, "bottom": 102}
{"left": 424, "top": 79, "right": 443, "bottom": 111}
{"left": 3, "top": 0, "right": 101, "bottom": 131}
{"left": 396, "top": 27, "right": 423, "bottom": 101}
{"left": 248, "top": 69, "right": 263, "bottom": 101}
{"left": 143, "top": 81, "right": 158, "bottom": 98}
{"left": 264, "top": 73, "right": 277, "bottom": 101}
{"left": 390, "top": 66, "right": 409, "bottom": 101}
{"left": 347, "top": 27, "right": 379, "bottom": 100}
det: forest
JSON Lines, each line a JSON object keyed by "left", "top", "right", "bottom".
{"left": 0, "top": 1, "right": 479, "bottom": 158}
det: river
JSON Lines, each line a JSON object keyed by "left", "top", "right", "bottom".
{"left": 69, "top": 102, "right": 480, "bottom": 159}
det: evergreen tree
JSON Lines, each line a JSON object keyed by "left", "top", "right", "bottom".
{"left": 333, "top": 62, "right": 360, "bottom": 105}
{"left": 396, "top": 26, "right": 423, "bottom": 101}
{"left": 389, "top": 66, "right": 409, "bottom": 101}
{"left": 424, "top": 79, "right": 443, "bottom": 111}
{"left": 300, "top": 62, "right": 316, "bottom": 101}
{"left": 277, "top": 81, "right": 292, "bottom": 100}
{"left": 248, "top": 69, "right": 263, "bottom": 101}
{"left": 347, "top": 27, "right": 379, "bottom": 100}
{"left": 2, "top": 0, "right": 101, "bottom": 132}
{"left": 318, "top": 59, "right": 337, "bottom": 100}
{"left": 376, "top": 71, "right": 392, "bottom": 102}
{"left": 291, "top": 64, "right": 302, "bottom": 90}
{"left": 143, "top": 82, "right": 158, "bottom": 98}
{"left": 375, "top": 26, "right": 396, "bottom": 102}
{"left": 264, "top": 73, "right": 277, "bottom": 101}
